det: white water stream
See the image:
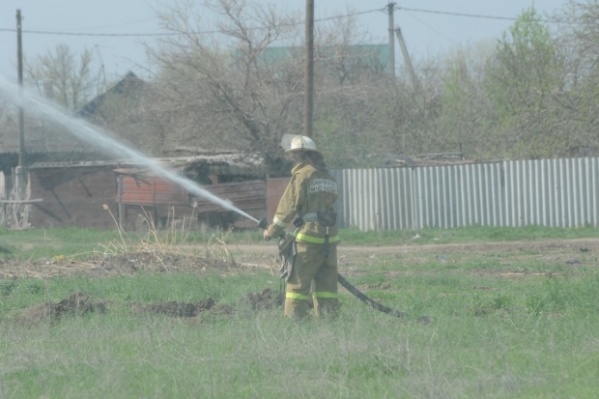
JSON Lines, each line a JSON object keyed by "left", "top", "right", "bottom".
{"left": 0, "top": 76, "right": 259, "bottom": 224}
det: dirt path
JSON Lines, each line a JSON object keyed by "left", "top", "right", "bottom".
{"left": 231, "top": 237, "right": 599, "bottom": 275}
{"left": 231, "top": 237, "right": 599, "bottom": 256}
{"left": 1, "top": 237, "right": 596, "bottom": 280}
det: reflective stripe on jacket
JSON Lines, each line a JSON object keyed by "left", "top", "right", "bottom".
{"left": 266, "top": 161, "right": 339, "bottom": 244}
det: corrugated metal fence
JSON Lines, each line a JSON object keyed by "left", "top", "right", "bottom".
{"left": 331, "top": 157, "right": 599, "bottom": 231}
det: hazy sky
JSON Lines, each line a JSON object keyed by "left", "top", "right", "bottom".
{"left": 0, "top": 0, "right": 570, "bottom": 83}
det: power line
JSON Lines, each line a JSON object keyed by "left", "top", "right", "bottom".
{"left": 396, "top": 6, "right": 518, "bottom": 21}
{"left": 403, "top": 11, "right": 457, "bottom": 45}
{"left": 396, "top": 5, "right": 558, "bottom": 24}
{"left": 66, "top": 17, "right": 159, "bottom": 31}
{"left": 0, "top": 5, "right": 564, "bottom": 38}
{"left": 0, "top": 28, "right": 182, "bottom": 37}
{"left": 0, "top": 7, "right": 385, "bottom": 37}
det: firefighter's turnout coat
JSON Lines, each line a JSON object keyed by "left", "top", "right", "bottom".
{"left": 266, "top": 160, "right": 341, "bottom": 318}
{"left": 266, "top": 161, "right": 338, "bottom": 243}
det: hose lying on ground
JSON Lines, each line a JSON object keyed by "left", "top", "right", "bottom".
{"left": 336, "top": 273, "right": 407, "bottom": 318}
{"left": 257, "top": 218, "right": 415, "bottom": 320}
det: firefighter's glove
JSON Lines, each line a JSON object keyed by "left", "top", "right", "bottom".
{"left": 263, "top": 230, "right": 272, "bottom": 241}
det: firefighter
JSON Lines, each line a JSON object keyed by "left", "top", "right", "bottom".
{"left": 263, "top": 135, "right": 341, "bottom": 319}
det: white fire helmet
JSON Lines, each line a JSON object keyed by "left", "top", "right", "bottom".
{"left": 281, "top": 134, "right": 318, "bottom": 153}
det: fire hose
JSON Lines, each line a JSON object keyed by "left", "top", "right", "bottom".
{"left": 258, "top": 218, "right": 409, "bottom": 319}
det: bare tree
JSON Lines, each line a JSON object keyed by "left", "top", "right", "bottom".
{"left": 142, "top": 0, "right": 399, "bottom": 170}
{"left": 143, "top": 0, "right": 304, "bottom": 170}
{"left": 93, "top": 0, "right": 599, "bottom": 168}
{"left": 24, "top": 44, "right": 104, "bottom": 112}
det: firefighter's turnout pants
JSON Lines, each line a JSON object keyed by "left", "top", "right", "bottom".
{"left": 284, "top": 242, "right": 340, "bottom": 319}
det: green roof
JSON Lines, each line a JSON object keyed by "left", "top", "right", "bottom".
{"left": 237, "top": 44, "right": 389, "bottom": 72}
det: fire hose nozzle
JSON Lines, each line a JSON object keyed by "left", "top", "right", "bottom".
{"left": 257, "top": 217, "right": 268, "bottom": 230}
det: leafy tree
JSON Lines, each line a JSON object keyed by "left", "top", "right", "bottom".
{"left": 484, "top": 7, "right": 566, "bottom": 158}
{"left": 551, "top": 0, "right": 599, "bottom": 156}
{"left": 436, "top": 43, "right": 494, "bottom": 159}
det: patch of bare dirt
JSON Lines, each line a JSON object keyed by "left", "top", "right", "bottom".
{"left": 131, "top": 297, "right": 217, "bottom": 317}
{"left": 233, "top": 238, "right": 599, "bottom": 271}
{"left": 232, "top": 238, "right": 599, "bottom": 256}
{"left": 357, "top": 282, "right": 392, "bottom": 292}
{"left": 241, "top": 288, "right": 284, "bottom": 310}
{"left": 386, "top": 239, "right": 598, "bottom": 255}
{"left": 130, "top": 297, "right": 236, "bottom": 318}
{"left": 18, "top": 292, "right": 107, "bottom": 325}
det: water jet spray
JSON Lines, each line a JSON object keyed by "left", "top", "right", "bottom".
{"left": 0, "top": 76, "right": 259, "bottom": 225}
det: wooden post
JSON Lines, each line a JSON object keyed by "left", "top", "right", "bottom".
{"left": 387, "top": 3, "right": 396, "bottom": 78}
{"left": 118, "top": 175, "right": 124, "bottom": 228}
{"left": 16, "top": 10, "right": 25, "bottom": 170}
{"left": 395, "top": 27, "right": 418, "bottom": 88}
{"left": 303, "top": 0, "right": 314, "bottom": 138}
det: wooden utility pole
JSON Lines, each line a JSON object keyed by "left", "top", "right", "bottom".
{"left": 303, "top": 0, "right": 314, "bottom": 138}
{"left": 395, "top": 27, "right": 418, "bottom": 88}
{"left": 387, "top": 2, "right": 396, "bottom": 78}
{"left": 15, "top": 9, "right": 27, "bottom": 201}
{"left": 16, "top": 10, "right": 25, "bottom": 169}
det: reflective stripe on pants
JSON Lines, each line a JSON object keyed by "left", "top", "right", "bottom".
{"left": 286, "top": 292, "right": 310, "bottom": 301}
{"left": 284, "top": 242, "right": 340, "bottom": 319}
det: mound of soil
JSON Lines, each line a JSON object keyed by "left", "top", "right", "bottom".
{"left": 16, "top": 288, "right": 283, "bottom": 326}
{"left": 241, "top": 288, "right": 284, "bottom": 310}
{"left": 18, "top": 292, "right": 107, "bottom": 325}
{"left": 132, "top": 297, "right": 218, "bottom": 317}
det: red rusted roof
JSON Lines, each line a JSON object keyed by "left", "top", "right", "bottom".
{"left": 118, "top": 175, "right": 189, "bottom": 206}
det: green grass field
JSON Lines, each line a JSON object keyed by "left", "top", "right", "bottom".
{"left": 1, "top": 226, "right": 599, "bottom": 398}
